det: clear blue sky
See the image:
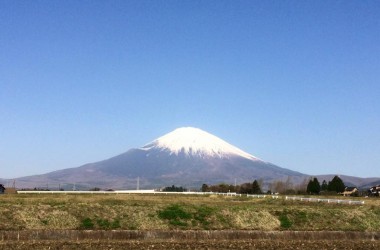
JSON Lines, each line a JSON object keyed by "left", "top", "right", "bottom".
{"left": 1, "top": 0, "right": 379, "bottom": 179}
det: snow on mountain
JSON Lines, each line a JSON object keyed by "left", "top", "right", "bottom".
{"left": 142, "top": 127, "right": 259, "bottom": 161}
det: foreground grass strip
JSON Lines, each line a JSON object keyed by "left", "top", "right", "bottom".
{"left": 1, "top": 194, "right": 379, "bottom": 231}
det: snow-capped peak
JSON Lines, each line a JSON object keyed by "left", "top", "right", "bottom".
{"left": 142, "top": 127, "right": 259, "bottom": 160}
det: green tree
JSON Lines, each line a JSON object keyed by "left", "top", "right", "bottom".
{"left": 321, "top": 180, "right": 328, "bottom": 191}
{"left": 328, "top": 176, "right": 345, "bottom": 193}
{"left": 252, "top": 180, "right": 262, "bottom": 194}
{"left": 239, "top": 182, "right": 253, "bottom": 194}
{"left": 201, "top": 184, "right": 209, "bottom": 192}
{"left": 306, "top": 179, "right": 312, "bottom": 194}
{"left": 306, "top": 177, "right": 321, "bottom": 194}
{"left": 163, "top": 185, "right": 187, "bottom": 192}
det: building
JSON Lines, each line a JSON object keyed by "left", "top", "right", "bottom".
{"left": 0, "top": 184, "right": 5, "bottom": 194}
{"left": 369, "top": 185, "right": 380, "bottom": 196}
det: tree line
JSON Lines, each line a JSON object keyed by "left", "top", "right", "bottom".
{"left": 306, "top": 176, "right": 346, "bottom": 194}
{"left": 200, "top": 175, "right": 348, "bottom": 195}
{"left": 201, "top": 180, "right": 263, "bottom": 194}
{"left": 162, "top": 185, "right": 188, "bottom": 192}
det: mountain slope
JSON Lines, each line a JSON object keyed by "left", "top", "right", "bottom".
{"left": 11, "top": 127, "right": 308, "bottom": 189}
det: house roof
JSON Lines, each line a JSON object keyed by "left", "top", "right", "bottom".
{"left": 345, "top": 187, "right": 357, "bottom": 192}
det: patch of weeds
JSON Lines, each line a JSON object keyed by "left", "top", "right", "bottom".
{"left": 80, "top": 217, "right": 121, "bottom": 230}
{"left": 111, "top": 219, "right": 121, "bottom": 229}
{"left": 80, "top": 218, "right": 94, "bottom": 229}
{"left": 372, "top": 207, "right": 380, "bottom": 216}
{"left": 169, "top": 220, "right": 188, "bottom": 227}
{"left": 230, "top": 206, "right": 242, "bottom": 212}
{"left": 158, "top": 204, "right": 191, "bottom": 227}
{"left": 295, "top": 211, "right": 307, "bottom": 223}
{"left": 46, "top": 200, "right": 66, "bottom": 207}
{"left": 216, "top": 213, "right": 230, "bottom": 227}
{"left": 278, "top": 209, "right": 293, "bottom": 229}
{"left": 95, "top": 218, "right": 122, "bottom": 229}
{"left": 96, "top": 218, "right": 111, "bottom": 229}
{"left": 279, "top": 214, "right": 292, "bottom": 229}
{"left": 232, "top": 196, "right": 249, "bottom": 202}
{"left": 158, "top": 204, "right": 191, "bottom": 220}
{"left": 41, "top": 219, "right": 48, "bottom": 225}
{"left": 193, "top": 206, "right": 214, "bottom": 228}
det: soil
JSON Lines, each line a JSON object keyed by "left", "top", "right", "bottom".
{"left": 1, "top": 230, "right": 380, "bottom": 249}
{"left": 1, "top": 239, "right": 380, "bottom": 250}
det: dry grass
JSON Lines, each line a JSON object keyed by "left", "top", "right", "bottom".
{"left": 221, "top": 209, "right": 280, "bottom": 230}
{"left": 0, "top": 194, "right": 379, "bottom": 231}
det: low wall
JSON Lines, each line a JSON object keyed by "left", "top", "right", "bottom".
{"left": 1, "top": 230, "right": 379, "bottom": 241}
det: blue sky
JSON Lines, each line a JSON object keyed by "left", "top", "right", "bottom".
{"left": 1, "top": 0, "right": 379, "bottom": 179}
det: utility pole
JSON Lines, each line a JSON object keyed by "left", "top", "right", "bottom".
{"left": 137, "top": 177, "right": 140, "bottom": 190}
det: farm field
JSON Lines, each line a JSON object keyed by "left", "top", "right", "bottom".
{"left": 0, "top": 193, "right": 380, "bottom": 249}
{"left": 1, "top": 239, "right": 380, "bottom": 250}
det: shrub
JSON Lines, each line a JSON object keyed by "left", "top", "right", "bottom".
{"left": 81, "top": 218, "right": 94, "bottom": 229}
{"left": 96, "top": 219, "right": 111, "bottom": 229}
{"left": 158, "top": 204, "right": 191, "bottom": 227}
{"left": 279, "top": 214, "right": 292, "bottom": 229}
{"left": 111, "top": 219, "right": 121, "bottom": 229}
{"left": 95, "top": 218, "right": 121, "bottom": 229}
{"left": 193, "top": 206, "right": 214, "bottom": 227}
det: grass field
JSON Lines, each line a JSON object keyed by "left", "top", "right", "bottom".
{"left": 1, "top": 193, "right": 380, "bottom": 231}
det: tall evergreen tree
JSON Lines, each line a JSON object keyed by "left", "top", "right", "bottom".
{"left": 201, "top": 184, "right": 209, "bottom": 192}
{"left": 306, "top": 177, "right": 321, "bottom": 194}
{"left": 328, "top": 176, "right": 345, "bottom": 193}
{"left": 306, "top": 179, "right": 311, "bottom": 193}
{"left": 313, "top": 177, "right": 321, "bottom": 194}
{"left": 321, "top": 180, "right": 328, "bottom": 191}
{"left": 252, "top": 180, "right": 262, "bottom": 194}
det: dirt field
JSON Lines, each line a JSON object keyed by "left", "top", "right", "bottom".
{"left": 1, "top": 239, "right": 380, "bottom": 250}
{"left": 1, "top": 230, "right": 379, "bottom": 249}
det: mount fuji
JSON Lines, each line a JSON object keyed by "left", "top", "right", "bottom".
{"left": 14, "top": 127, "right": 306, "bottom": 189}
